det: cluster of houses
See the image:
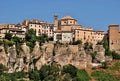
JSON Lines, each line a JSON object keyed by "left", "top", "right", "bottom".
{"left": 0, "top": 15, "right": 120, "bottom": 53}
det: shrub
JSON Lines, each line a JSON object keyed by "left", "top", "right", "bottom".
{"left": 102, "top": 61, "right": 108, "bottom": 69}
{"left": 72, "top": 40, "right": 82, "bottom": 45}
{"left": 62, "top": 64, "right": 77, "bottom": 78}
{"left": 5, "top": 32, "right": 13, "bottom": 40}
{"left": 76, "top": 69, "right": 90, "bottom": 81}
{"left": 112, "top": 51, "right": 120, "bottom": 60}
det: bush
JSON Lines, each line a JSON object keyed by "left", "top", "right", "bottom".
{"left": 102, "top": 61, "right": 108, "bottom": 69}
{"left": 84, "top": 42, "right": 93, "bottom": 50}
{"left": 76, "top": 69, "right": 90, "bottom": 81}
{"left": 112, "top": 51, "right": 120, "bottom": 60}
{"left": 72, "top": 40, "right": 82, "bottom": 45}
{"left": 29, "top": 70, "right": 40, "bottom": 81}
{"left": 5, "top": 32, "right": 13, "bottom": 40}
{"left": 62, "top": 64, "right": 77, "bottom": 78}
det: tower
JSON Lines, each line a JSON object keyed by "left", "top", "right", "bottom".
{"left": 108, "top": 24, "right": 120, "bottom": 53}
{"left": 54, "top": 14, "right": 58, "bottom": 31}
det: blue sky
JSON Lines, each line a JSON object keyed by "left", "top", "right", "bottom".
{"left": 0, "top": 0, "right": 120, "bottom": 32}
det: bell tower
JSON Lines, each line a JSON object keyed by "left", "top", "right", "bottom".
{"left": 54, "top": 14, "right": 58, "bottom": 31}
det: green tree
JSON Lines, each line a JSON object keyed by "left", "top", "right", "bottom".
{"left": 25, "top": 29, "right": 36, "bottom": 42}
{"left": 29, "top": 70, "right": 40, "bottom": 81}
{"left": 5, "top": 32, "right": 12, "bottom": 40}
{"left": 62, "top": 64, "right": 77, "bottom": 78}
{"left": 74, "top": 69, "right": 90, "bottom": 81}
{"left": 25, "top": 29, "right": 37, "bottom": 51}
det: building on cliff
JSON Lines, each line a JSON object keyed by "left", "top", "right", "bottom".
{"left": 53, "top": 15, "right": 105, "bottom": 45}
{"left": 0, "top": 24, "right": 26, "bottom": 39}
{"left": 53, "top": 15, "right": 80, "bottom": 43}
{"left": 108, "top": 24, "right": 120, "bottom": 53}
{"left": 22, "top": 19, "right": 54, "bottom": 37}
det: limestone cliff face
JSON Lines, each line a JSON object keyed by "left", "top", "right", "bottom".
{"left": 94, "top": 45, "right": 105, "bottom": 63}
{"left": 54, "top": 45, "right": 89, "bottom": 69}
{"left": 0, "top": 46, "right": 8, "bottom": 66}
{"left": 0, "top": 42, "right": 107, "bottom": 73}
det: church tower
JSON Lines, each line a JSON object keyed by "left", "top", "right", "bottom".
{"left": 54, "top": 14, "right": 58, "bottom": 31}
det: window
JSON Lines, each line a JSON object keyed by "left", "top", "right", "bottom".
{"left": 84, "top": 32, "right": 86, "bottom": 34}
{"left": 64, "top": 21, "right": 67, "bottom": 23}
{"left": 56, "top": 34, "right": 62, "bottom": 40}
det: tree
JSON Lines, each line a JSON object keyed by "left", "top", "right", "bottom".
{"left": 29, "top": 70, "right": 40, "bottom": 81}
{"left": 25, "top": 29, "right": 36, "bottom": 42}
{"left": 5, "top": 32, "right": 12, "bottom": 40}
{"left": 62, "top": 64, "right": 77, "bottom": 78}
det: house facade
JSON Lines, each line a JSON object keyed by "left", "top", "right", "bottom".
{"left": 54, "top": 30, "right": 73, "bottom": 43}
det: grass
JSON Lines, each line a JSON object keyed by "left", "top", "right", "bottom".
{"left": 91, "top": 71, "right": 118, "bottom": 81}
{"left": 109, "top": 61, "right": 120, "bottom": 71}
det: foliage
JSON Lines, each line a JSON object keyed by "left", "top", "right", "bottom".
{"left": 4, "top": 32, "right": 13, "bottom": 40}
{"left": 39, "top": 63, "right": 60, "bottom": 81}
{"left": 91, "top": 51, "right": 97, "bottom": 62}
{"left": 72, "top": 40, "right": 82, "bottom": 45}
{"left": 12, "top": 71, "right": 26, "bottom": 79}
{"left": 3, "top": 39, "right": 14, "bottom": 53}
{"left": 76, "top": 69, "right": 90, "bottom": 81}
{"left": 84, "top": 42, "right": 93, "bottom": 50}
{"left": 91, "top": 71, "right": 118, "bottom": 81}
{"left": 0, "top": 40, "right": 3, "bottom": 46}
{"left": 25, "top": 29, "right": 37, "bottom": 51}
{"left": 102, "top": 61, "right": 108, "bottom": 69}
{"left": 25, "top": 29, "right": 49, "bottom": 52}
{"left": 112, "top": 51, "right": 120, "bottom": 60}
{"left": 0, "top": 64, "right": 8, "bottom": 75}
{"left": 29, "top": 70, "right": 40, "bottom": 81}
{"left": 62, "top": 64, "right": 77, "bottom": 78}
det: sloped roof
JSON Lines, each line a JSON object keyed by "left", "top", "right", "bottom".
{"left": 61, "top": 16, "right": 75, "bottom": 20}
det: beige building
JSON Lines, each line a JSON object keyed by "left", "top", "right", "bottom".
{"left": 0, "top": 24, "right": 26, "bottom": 39}
{"left": 28, "top": 19, "right": 54, "bottom": 37}
{"left": 53, "top": 15, "right": 104, "bottom": 44}
{"left": 53, "top": 15, "right": 81, "bottom": 43}
{"left": 108, "top": 25, "right": 120, "bottom": 53}
{"left": 74, "top": 28, "right": 104, "bottom": 45}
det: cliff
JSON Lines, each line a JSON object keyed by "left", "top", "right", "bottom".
{"left": 0, "top": 42, "right": 109, "bottom": 73}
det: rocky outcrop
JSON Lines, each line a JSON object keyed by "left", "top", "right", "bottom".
{"left": 0, "top": 46, "right": 8, "bottom": 66}
{"left": 94, "top": 45, "right": 105, "bottom": 63}
{"left": 35, "top": 43, "right": 54, "bottom": 70}
{"left": 54, "top": 45, "right": 89, "bottom": 69}
{"left": 0, "top": 42, "right": 106, "bottom": 73}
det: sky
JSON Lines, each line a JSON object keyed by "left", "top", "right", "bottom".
{"left": 0, "top": 0, "right": 120, "bottom": 32}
